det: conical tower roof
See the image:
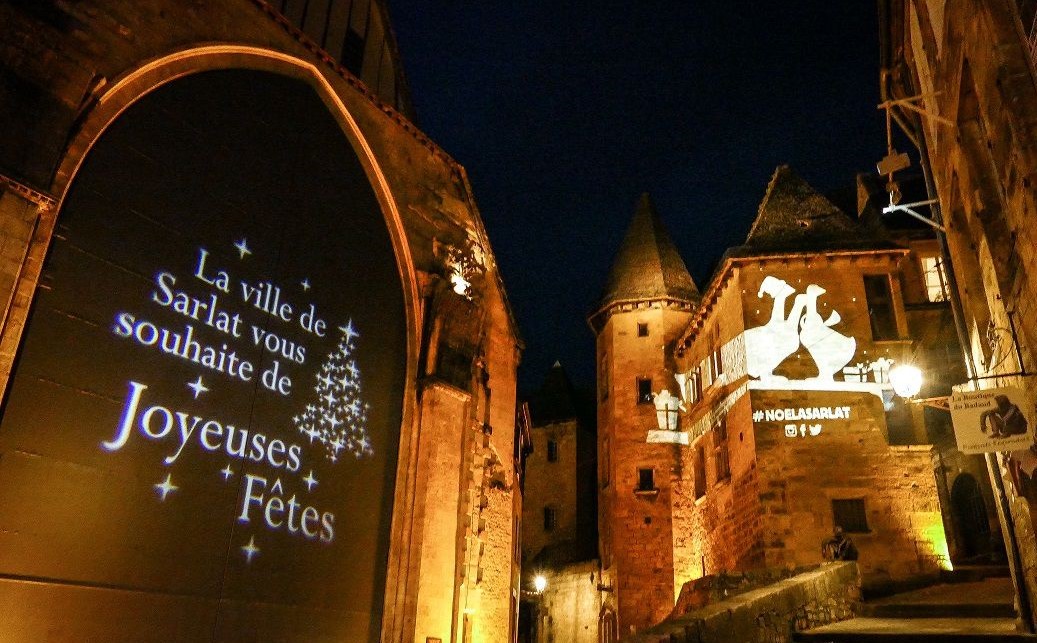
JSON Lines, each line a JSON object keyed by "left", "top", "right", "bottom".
{"left": 596, "top": 193, "right": 699, "bottom": 312}
{"left": 740, "top": 165, "right": 890, "bottom": 253}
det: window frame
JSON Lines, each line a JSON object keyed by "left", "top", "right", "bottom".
{"left": 831, "top": 498, "right": 869, "bottom": 533}
{"left": 636, "top": 377, "right": 653, "bottom": 405}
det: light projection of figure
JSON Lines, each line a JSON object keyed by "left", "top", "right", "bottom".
{"left": 744, "top": 276, "right": 856, "bottom": 383}
{"left": 293, "top": 320, "right": 372, "bottom": 462}
{"left": 652, "top": 389, "right": 685, "bottom": 431}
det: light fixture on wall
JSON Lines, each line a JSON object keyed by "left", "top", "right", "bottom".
{"left": 533, "top": 574, "right": 548, "bottom": 593}
{"left": 889, "top": 364, "right": 923, "bottom": 398}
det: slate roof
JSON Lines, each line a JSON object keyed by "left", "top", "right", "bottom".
{"left": 734, "top": 165, "right": 900, "bottom": 256}
{"left": 527, "top": 361, "right": 579, "bottom": 426}
{"left": 596, "top": 193, "right": 699, "bottom": 311}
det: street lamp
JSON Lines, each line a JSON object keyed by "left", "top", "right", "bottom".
{"left": 533, "top": 574, "right": 547, "bottom": 594}
{"left": 889, "top": 364, "right": 923, "bottom": 398}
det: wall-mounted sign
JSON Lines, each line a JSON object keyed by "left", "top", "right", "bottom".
{"left": 950, "top": 387, "right": 1034, "bottom": 454}
{"left": 0, "top": 70, "right": 406, "bottom": 641}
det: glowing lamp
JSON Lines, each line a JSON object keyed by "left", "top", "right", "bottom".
{"left": 533, "top": 574, "right": 547, "bottom": 593}
{"left": 889, "top": 364, "right": 923, "bottom": 398}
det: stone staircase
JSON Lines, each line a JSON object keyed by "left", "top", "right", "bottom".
{"left": 793, "top": 568, "right": 1035, "bottom": 643}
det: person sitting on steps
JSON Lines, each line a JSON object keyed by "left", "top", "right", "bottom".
{"left": 822, "top": 526, "right": 859, "bottom": 561}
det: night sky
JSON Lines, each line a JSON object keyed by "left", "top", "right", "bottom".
{"left": 387, "top": 2, "right": 887, "bottom": 394}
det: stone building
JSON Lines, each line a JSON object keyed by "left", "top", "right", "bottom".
{"left": 0, "top": 2, "right": 522, "bottom": 643}
{"left": 879, "top": 0, "right": 1037, "bottom": 626}
{"left": 519, "top": 363, "right": 600, "bottom": 643}
{"left": 590, "top": 171, "right": 955, "bottom": 635}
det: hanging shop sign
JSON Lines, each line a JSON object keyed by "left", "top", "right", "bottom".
{"left": 950, "top": 386, "right": 1034, "bottom": 454}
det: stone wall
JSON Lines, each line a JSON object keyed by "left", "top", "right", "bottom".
{"left": 894, "top": 0, "right": 1037, "bottom": 623}
{"left": 537, "top": 560, "right": 604, "bottom": 643}
{"left": 523, "top": 417, "right": 580, "bottom": 561}
{"left": 0, "top": 2, "right": 522, "bottom": 642}
{"left": 625, "top": 563, "right": 860, "bottom": 643}
{"left": 596, "top": 303, "right": 695, "bottom": 633}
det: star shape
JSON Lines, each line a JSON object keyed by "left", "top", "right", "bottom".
{"left": 330, "top": 437, "right": 344, "bottom": 454}
{"left": 233, "top": 238, "right": 252, "bottom": 259}
{"left": 304, "top": 426, "right": 319, "bottom": 443}
{"left": 220, "top": 464, "right": 234, "bottom": 481}
{"left": 322, "top": 391, "right": 337, "bottom": 406}
{"left": 326, "top": 415, "right": 342, "bottom": 430}
{"left": 338, "top": 319, "right": 359, "bottom": 343}
{"left": 301, "top": 278, "right": 311, "bottom": 291}
{"left": 241, "top": 536, "right": 260, "bottom": 563}
{"left": 318, "top": 373, "right": 333, "bottom": 389}
{"left": 154, "top": 473, "right": 178, "bottom": 502}
{"left": 303, "top": 470, "right": 318, "bottom": 492}
{"left": 186, "top": 375, "right": 210, "bottom": 399}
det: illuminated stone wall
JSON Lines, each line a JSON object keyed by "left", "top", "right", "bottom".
{"left": 887, "top": 0, "right": 1037, "bottom": 622}
{"left": 535, "top": 560, "right": 604, "bottom": 643}
{"left": 0, "top": 3, "right": 522, "bottom": 642}
{"left": 595, "top": 303, "right": 695, "bottom": 634}
{"left": 523, "top": 417, "right": 581, "bottom": 562}
{"left": 673, "top": 253, "right": 948, "bottom": 592}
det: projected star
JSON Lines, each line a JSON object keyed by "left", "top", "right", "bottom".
{"left": 154, "top": 473, "right": 178, "bottom": 502}
{"left": 220, "top": 464, "right": 234, "bottom": 481}
{"left": 325, "top": 414, "right": 342, "bottom": 430}
{"left": 301, "top": 278, "right": 311, "bottom": 291}
{"left": 318, "top": 373, "right": 333, "bottom": 389}
{"left": 338, "top": 319, "right": 359, "bottom": 343}
{"left": 303, "top": 470, "right": 318, "bottom": 492}
{"left": 322, "top": 390, "right": 337, "bottom": 406}
{"left": 187, "top": 375, "right": 210, "bottom": 399}
{"left": 233, "top": 238, "right": 252, "bottom": 259}
{"left": 241, "top": 536, "right": 260, "bottom": 563}
{"left": 303, "top": 426, "right": 319, "bottom": 443}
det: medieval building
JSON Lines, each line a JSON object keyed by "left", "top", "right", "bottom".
{"left": 589, "top": 170, "right": 964, "bottom": 635}
{"left": 518, "top": 363, "right": 599, "bottom": 643}
{"left": 879, "top": 0, "right": 1037, "bottom": 628}
{"left": 0, "top": 2, "right": 522, "bottom": 642}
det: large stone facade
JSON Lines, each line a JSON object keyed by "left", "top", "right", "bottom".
{"left": 0, "top": 2, "right": 521, "bottom": 642}
{"left": 592, "top": 170, "right": 954, "bottom": 637}
{"left": 880, "top": 0, "right": 1037, "bottom": 625}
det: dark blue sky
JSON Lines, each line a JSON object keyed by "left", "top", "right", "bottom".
{"left": 387, "top": 2, "right": 886, "bottom": 393}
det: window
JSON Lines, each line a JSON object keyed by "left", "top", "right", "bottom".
{"left": 832, "top": 498, "right": 869, "bottom": 533}
{"left": 636, "top": 467, "right": 655, "bottom": 492}
{"left": 694, "top": 445, "right": 707, "bottom": 498}
{"left": 601, "top": 436, "right": 610, "bottom": 488}
{"left": 714, "top": 415, "right": 731, "bottom": 482}
{"left": 863, "top": 275, "right": 898, "bottom": 340}
{"left": 709, "top": 329, "right": 724, "bottom": 382}
{"left": 637, "top": 322, "right": 649, "bottom": 337}
{"left": 921, "top": 256, "right": 950, "bottom": 302}
{"left": 543, "top": 505, "right": 557, "bottom": 531}
{"left": 683, "top": 369, "right": 702, "bottom": 405}
{"left": 636, "top": 377, "right": 653, "bottom": 404}
{"left": 547, "top": 439, "right": 558, "bottom": 462}
{"left": 599, "top": 352, "right": 609, "bottom": 401}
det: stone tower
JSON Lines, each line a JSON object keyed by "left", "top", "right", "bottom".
{"left": 588, "top": 194, "right": 699, "bottom": 634}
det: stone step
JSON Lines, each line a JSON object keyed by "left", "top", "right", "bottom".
{"left": 861, "top": 602, "right": 1016, "bottom": 619}
{"left": 791, "top": 617, "right": 1036, "bottom": 643}
{"left": 860, "top": 578, "right": 1017, "bottom": 620}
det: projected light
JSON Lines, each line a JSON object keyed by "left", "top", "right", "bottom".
{"left": 889, "top": 364, "right": 923, "bottom": 398}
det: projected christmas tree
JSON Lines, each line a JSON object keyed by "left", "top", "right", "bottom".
{"left": 294, "top": 320, "right": 372, "bottom": 462}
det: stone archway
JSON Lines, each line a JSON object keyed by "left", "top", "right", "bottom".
{"left": 951, "top": 473, "right": 991, "bottom": 559}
